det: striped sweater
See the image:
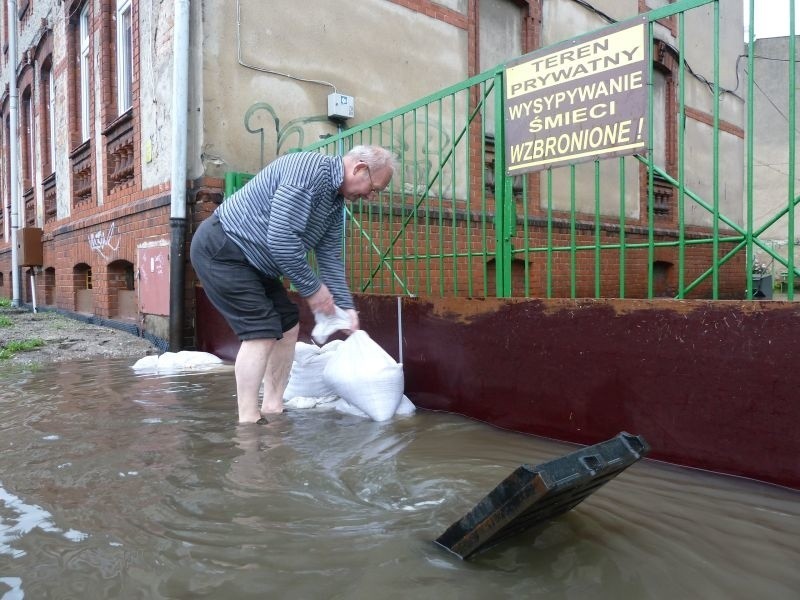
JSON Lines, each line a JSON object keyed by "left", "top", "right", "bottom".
{"left": 215, "top": 152, "right": 354, "bottom": 309}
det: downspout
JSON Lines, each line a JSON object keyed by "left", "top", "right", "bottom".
{"left": 7, "top": 0, "right": 20, "bottom": 307}
{"left": 169, "top": 0, "right": 190, "bottom": 350}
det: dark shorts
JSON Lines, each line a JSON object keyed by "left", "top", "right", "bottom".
{"left": 190, "top": 214, "right": 299, "bottom": 340}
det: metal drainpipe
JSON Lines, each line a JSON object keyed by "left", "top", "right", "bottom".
{"left": 7, "top": 0, "right": 20, "bottom": 307}
{"left": 169, "top": 0, "right": 190, "bottom": 350}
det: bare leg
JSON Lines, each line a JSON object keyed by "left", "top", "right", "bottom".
{"left": 260, "top": 324, "right": 299, "bottom": 415}
{"left": 235, "top": 339, "right": 276, "bottom": 422}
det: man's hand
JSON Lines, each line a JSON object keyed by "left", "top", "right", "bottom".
{"left": 308, "top": 284, "right": 335, "bottom": 315}
{"left": 346, "top": 309, "right": 360, "bottom": 333}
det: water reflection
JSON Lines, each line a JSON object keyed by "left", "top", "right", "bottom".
{"left": 0, "top": 358, "right": 798, "bottom": 599}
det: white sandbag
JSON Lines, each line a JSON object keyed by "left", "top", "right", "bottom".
{"left": 322, "top": 331, "right": 404, "bottom": 422}
{"left": 332, "top": 397, "right": 368, "bottom": 417}
{"left": 334, "top": 394, "right": 416, "bottom": 419}
{"left": 283, "top": 340, "right": 342, "bottom": 400}
{"left": 131, "top": 355, "right": 159, "bottom": 371}
{"left": 285, "top": 395, "right": 339, "bottom": 410}
{"left": 170, "top": 350, "right": 224, "bottom": 369}
{"left": 395, "top": 395, "right": 417, "bottom": 416}
{"left": 311, "top": 306, "right": 352, "bottom": 344}
{"left": 132, "top": 351, "right": 223, "bottom": 373}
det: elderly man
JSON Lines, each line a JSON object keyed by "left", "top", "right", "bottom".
{"left": 190, "top": 145, "right": 398, "bottom": 423}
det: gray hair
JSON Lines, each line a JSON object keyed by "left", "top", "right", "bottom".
{"left": 346, "top": 145, "right": 400, "bottom": 175}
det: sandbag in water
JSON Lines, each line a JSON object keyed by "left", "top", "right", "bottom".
{"left": 322, "top": 331, "right": 404, "bottom": 422}
{"left": 132, "top": 350, "right": 224, "bottom": 373}
{"left": 283, "top": 340, "right": 342, "bottom": 400}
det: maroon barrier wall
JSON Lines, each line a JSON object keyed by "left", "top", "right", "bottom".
{"left": 196, "top": 288, "right": 800, "bottom": 490}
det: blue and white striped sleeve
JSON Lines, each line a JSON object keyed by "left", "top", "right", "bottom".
{"left": 265, "top": 185, "right": 321, "bottom": 298}
{"left": 315, "top": 211, "right": 354, "bottom": 310}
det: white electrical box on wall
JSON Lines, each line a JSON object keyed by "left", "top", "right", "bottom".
{"left": 328, "top": 93, "right": 355, "bottom": 121}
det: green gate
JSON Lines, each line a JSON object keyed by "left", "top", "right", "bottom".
{"left": 235, "top": 0, "right": 796, "bottom": 302}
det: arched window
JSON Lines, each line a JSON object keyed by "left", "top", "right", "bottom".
{"left": 109, "top": 259, "right": 137, "bottom": 318}
{"left": 39, "top": 57, "right": 56, "bottom": 176}
{"left": 37, "top": 38, "right": 58, "bottom": 224}
{"left": 20, "top": 84, "right": 34, "bottom": 188}
{"left": 74, "top": 263, "right": 94, "bottom": 313}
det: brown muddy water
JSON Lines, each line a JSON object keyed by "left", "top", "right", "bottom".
{"left": 0, "top": 358, "right": 798, "bottom": 599}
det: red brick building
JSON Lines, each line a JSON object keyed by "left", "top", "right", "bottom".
{"left": 0, "top": 0, "right": 748, "bottom": 349}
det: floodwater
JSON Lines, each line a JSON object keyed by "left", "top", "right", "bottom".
{"left": 1, "top": 359, "right": 798, "bottom": 600}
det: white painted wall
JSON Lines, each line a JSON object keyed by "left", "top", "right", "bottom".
{"left": 197, "top": 0, "right": 468, "bottom": 177}
{"left": 743, "top": 36, "right": 800, "bottom": 272}
{"left": 139, "top": 0, "right": 178, "bottom": 190}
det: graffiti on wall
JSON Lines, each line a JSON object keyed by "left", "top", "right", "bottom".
{"left": 244, "top": 102, "right": 462, "bottom": 199}
{"left": 88, "top": 222, "right": 120, "bottom": 260}
{"left": 387, "top": 120, "right": 455, "bottom": 199}
{"left": 244, "top": 103, "right": 331, "bottom": 167}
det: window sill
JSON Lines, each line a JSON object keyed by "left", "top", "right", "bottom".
{"left": 103, "top": 108, "right": 134, "bottom": 138}
{"left": 69, "top": 139, "right": 91, "bottom": 160}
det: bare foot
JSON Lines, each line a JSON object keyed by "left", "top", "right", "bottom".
{"left": 238, "top": 406, "right": 265, "bottom": 423}
{"left": 260, "top": 399, "right": 285, "bottom": 415}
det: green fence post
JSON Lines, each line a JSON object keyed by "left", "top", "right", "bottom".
{"left": 223, "top": 172, "right": 253, "bottom": 199}
{"left": 494, "top": 71, "right": 513, "bottom": 298}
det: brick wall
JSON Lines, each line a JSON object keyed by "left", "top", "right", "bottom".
{"left": 16, "top": 188, "right": 172, "bottom": 315}
{"left": 0, "top": 0, "right": 755, "bottom": 345}
{"left": 343, "top": 203, "right": 748, "bottom": 300}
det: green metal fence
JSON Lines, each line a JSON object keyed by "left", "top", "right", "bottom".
{"left": 276, "top": 0, "right": 797, "bottom": 301}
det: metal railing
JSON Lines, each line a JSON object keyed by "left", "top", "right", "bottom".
{"left": 290, "top": 0, "right": 797, "bottom": 301}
